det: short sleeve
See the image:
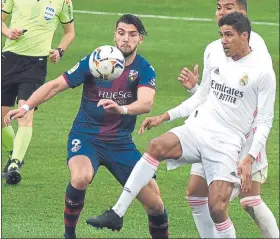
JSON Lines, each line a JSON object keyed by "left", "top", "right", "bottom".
{"left": 2, "top": 0, "right": 14, "bottom": 14}
{"left": 59, "top": 0, "right": 74, "bottom": 24}
{"left": 63, "top": 55, "right": 90, "bottom": 88}
{"left": 138, "top": 64, "right": 156, "bottom": 90}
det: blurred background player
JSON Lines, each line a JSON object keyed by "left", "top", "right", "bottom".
{"left": 5, "top": 14, "right": 169, "bottom": 239}
{"left": 1, "top": 0, "right": 75, "bottom": 185}
{"left": 86, "top": 12, "right": 276, "bottom": 239}
{"left": 178, "top": 0, "right": 279, "bottom": 238}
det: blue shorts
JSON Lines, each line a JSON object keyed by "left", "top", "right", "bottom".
{"left": 67, "top": 132, "right": 151, "bottom": 186}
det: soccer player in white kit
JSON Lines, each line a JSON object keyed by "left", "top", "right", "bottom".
{"left": 178, "top": 1, "right": 279, "bottom": 238}
{"left": 85, "top": 12, "right": 276, "bottom": 238}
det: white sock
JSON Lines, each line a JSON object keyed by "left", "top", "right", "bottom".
{"left": 113, "top": 153, "right": 159, "bottom": 217}
{"left": 241, "top": 195, "right": 279, "bottom": 238}
{"left": 215, "top": 218, "right": 236, "bottom": 238}
{"left": 186, "top": 196, "right": 218, "bottom": 238}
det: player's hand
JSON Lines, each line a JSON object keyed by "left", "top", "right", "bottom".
{"left": 178, "top": 65, "right": 199, "bottom": 90}
{"left": 97, "top": 99, "right": 123, "bottom": 114}
{"left": 138, "top": 115, "right": 164, "bottom": 134}
{"left": 49, "top": 49, "right": 61, "bottom": 64}
{"left": 237, "top": 154, "right": 254, "bottom": 193}
{"left": 4, "top": 108, "right": 28, "bottom": 125}
{"left": 7, "top": 28, "right": 24, "bottom": 40}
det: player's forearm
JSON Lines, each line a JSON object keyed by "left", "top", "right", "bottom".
{"left": 124, "top": 100, "right": 153, "bottom": 115}
{"left": 248, "top": 124, "right": 271, "bottom": 159}
{"left": 57, "top": 25, "right": 75, "bottom": 51}
{"left": 25, "top": 78, "right": 67, "bottom": 110}
{"left": 168, "top": 88, "right": 207, "bottom": 121}
{"left": 1, "top": 21, "right": 9, "bottom": 38}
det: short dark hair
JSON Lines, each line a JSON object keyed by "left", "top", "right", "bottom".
{"left": 218, "top": 12, "right": 251, "bottom": 42}
{"left": 237, "top": 0, "right": 248, "bottom": 11}
{"left": 116, "top": 14, "right": 148, "bottom": 36}
{"left": 216, "top": 0, "right": 248, "bottom": 11}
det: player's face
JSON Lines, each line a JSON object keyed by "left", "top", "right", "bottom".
{"left": 114, "top": 23, "right": 144, "bottom": 57}
{"left": 216, "top": 0, "right": 246, "bottom": 22}
{"left": 219, "top": 25, "right": 249, "bottom": 58}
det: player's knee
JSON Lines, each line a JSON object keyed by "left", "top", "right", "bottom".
{"left": 148, "top": 138, "right": 165, "bottom": 159}
{"left": 186, "top": 184, "right": 198, "bottom": 197}
{"left": 208, "top": 196, "right": 228, "bottom": 222}
{"left": 71, "top": 173, "right": 92, "bottom": 189}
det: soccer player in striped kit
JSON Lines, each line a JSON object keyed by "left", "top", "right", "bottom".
{"left": 5, "top": 14, "right": 169, "bottom": 239}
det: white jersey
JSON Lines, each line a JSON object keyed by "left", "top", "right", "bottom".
{"left": 184, "top": 32, "right": 273, "bottom": 172}
{"left": 168, "top": 46, "right": 276, "bottom": 162}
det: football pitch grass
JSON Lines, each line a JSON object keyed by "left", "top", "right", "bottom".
{"left": 1, "top": 1, "right": 279, "bottom": 238}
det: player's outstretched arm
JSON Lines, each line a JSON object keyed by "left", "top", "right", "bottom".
{"left": 138, "top": 112, "right": 170, "bottom": 134}
{"left": 4, "top": 75, "right": 69, "bottom": 125}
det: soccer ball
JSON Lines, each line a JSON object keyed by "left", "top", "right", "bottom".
{"left": 89, "top": 45, "right": 125, "bottom": 81}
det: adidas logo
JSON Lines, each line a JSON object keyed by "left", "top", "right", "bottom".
{"left": 214, "top": 68, "right": 219, "bottom": 74}
{"left": 124, "top": 187, "right": 131, "bottom": 193}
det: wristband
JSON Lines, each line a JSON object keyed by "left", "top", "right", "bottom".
{"left": 20, "top": 104, "right": 30, "bottom": 112}
{"left": 187, "top": 83, "right": 199, "bottom": 94}
{"left": 56, "top": 48, "right": 65, "bottom": 58}
{"left": 121, "top": 106, "right": 128, "bottom": 115}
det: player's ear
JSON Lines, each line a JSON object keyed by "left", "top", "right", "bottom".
{"left": 139, "top": 35, "right": 144, "bottom": 44}
{"left": 240, "top": 9, "right": 247, "bottom": 15}
{"left": 241, "top": 31, "right": 249, "bottom": 42}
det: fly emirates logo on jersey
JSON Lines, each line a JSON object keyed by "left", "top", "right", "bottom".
{"left": 211, "top": 79, "right": 244, "bottom": 104}
{"left": 98, "top": 90, "right": 133, "bottom": 105}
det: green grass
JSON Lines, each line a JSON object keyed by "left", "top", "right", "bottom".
{"left": 2, "top": 1, "right": 279, "bottom": 238}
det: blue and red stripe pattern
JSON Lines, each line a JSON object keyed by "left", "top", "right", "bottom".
{"left": 62, "top": 54, "right": 156, "bottom": 144}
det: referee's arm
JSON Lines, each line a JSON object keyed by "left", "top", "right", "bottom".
{"left": 57, "top": 21, "right": 75, "bottom": 52}
{"left": 1, "top": 11, "right": 23, "bottom": 40}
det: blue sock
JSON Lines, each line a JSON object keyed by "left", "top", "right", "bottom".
{"left": 148, "top": 208, "right": 169, "bottom": 239}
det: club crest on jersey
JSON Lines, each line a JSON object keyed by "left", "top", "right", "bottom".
{"left": 128, "top": 70, "right": 138, "bottom": 81}
{"left": 239, "top": 74, "right": 248, "bottom": 86}
{"left": 44, "top": 5, "right": 56, "bottom": 21}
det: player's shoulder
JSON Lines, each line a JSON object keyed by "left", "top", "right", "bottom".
{"left": 204, "top": 39, "right": 223, "bottom": 58}
{"left": 78, "top": 54, "right": 91, "bottom": 67}
{"left": 59, "top": 0, "right": 72, "bottom": 4}
{"left": 135, "top": 54, "right": 155, "bottom": 72}
{"left": 250, "top": 31, "right": 265, "bottom": 43}
{"left": 205, "top": 39, "right": 221, "bottom": 52}
{"left": 248, "top": 52, "right": 275, "bottom": 79}
{"left": 67, "top": 54, "right": 91, "bottom": 74}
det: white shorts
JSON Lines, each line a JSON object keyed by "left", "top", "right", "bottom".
{"left": 190, "top": 163, "right": 268, "bottom": 201}
{"left": 166, "top": 123, "right": 241, "bottom": 187}
{"left": 190, "top": 163, "right": 268, "bottom": 184}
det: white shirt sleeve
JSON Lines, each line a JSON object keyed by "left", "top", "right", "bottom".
{"left": 168, "top": 67, "right": 212, "bottom": 121}
{"left": 248, "top": 70, "right": 276, "bottom": 158}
